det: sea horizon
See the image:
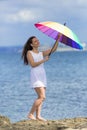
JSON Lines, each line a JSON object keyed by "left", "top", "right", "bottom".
{"left": 0, "top": 43, "right": 87, "bottom": 53}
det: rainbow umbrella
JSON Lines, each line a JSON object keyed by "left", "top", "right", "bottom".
{"left": 34, "top": 21, "right": 83, "bottom": 50}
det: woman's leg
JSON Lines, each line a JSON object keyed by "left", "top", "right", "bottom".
{"left": 36, "top": 102, "right": 42, "bottom": 119}
{"left": 28, "top": 87, "right": 46, "bottom": 120}
{"left": 36, "top": 88, "right": 46, "bottom": 120}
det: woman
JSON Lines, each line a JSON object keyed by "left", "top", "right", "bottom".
{"left": 22, "top": 34, "right": 61, "bottom": 121}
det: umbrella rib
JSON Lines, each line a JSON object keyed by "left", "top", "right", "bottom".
{"left": 39, "top": 26, "right": 58, "bottom": 38}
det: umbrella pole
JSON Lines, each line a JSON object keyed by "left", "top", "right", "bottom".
{"left": 48, "top": 33, "right": 62, "bottom": 56}
{"left": 48, "top": 41, "right": 59, "bottom": 56}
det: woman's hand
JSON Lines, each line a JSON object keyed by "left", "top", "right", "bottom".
{"left": 44, "top": 56, "right": 49, "bottom": 62}
{"left": 27, "top": 51, "right": 49, "bottom": 67}
{"left": 56, "top": 33, "right": 62, "bottom": 41}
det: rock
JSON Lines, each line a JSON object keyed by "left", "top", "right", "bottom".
{"left": 1, "top": 115, "right": 87, "bottom": 130}
{"left": 0, "top": 115, "right": 11, "bottom": 126}
{"left": 64, "top": 129, "right": 79, "bottom": 130}
{"left": 0, "top": 115, "right": 12, "bottom": 130}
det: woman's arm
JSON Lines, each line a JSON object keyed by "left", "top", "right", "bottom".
{"left": 27, "top": 51, "right": 49, "bottom": 67}
{"left": 43, "top": 33, "right": 62, "bottom": 56}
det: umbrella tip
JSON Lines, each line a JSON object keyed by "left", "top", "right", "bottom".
{"left": 64, "top": 22, "right": 66, "bottom": 26}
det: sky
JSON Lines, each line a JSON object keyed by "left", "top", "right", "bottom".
{"left": 0, "top": 0, "right": 87, "bottom": 47}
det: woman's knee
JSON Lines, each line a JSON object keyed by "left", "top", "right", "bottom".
{"left": 40, "top": 95, "right": 46, "bottom": 101}
{"left": 43, "top": 95, "right": 46, "bottom": 100}
{"left": 35, "top": 87, "right": 46, "bottom": 101}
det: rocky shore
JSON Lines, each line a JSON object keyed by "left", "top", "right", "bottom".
{"left": 0, "top": 115, "right": 87, "bottom": 130}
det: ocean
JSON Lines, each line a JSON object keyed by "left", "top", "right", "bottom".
{"left": 0, "top": 46, "right": 87, "bottom": 122}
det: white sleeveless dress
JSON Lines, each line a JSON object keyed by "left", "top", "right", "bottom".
{"left": 29, "top": 51, "right": 47, "bottom": 88}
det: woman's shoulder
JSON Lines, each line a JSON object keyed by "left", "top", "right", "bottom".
{"left": 28, "top": 50, "right": 32, "bottom": 52}
{"left": 27, "top": 50, "right": 32, "bottom": 54}
{"left": 27, "top": 51, "right": 32, "bottom": 57}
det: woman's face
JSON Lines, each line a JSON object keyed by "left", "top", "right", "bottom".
{"left": 31, "top": 37, "right": 40, "bottom": 48}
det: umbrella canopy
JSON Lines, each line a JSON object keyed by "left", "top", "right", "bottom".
{"left": 34, "top": 21, "right": 83, "bottom": 50}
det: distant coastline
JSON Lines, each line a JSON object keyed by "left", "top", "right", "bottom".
{"left": 0, "top": 43, "right": 87, "bottom": 53}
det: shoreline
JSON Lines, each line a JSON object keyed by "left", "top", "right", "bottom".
{"left": 1, "top": 115, "right": 87, "bottom": 130}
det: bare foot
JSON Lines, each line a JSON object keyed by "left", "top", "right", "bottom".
{"left": 28, "top": 114, "right": 36, "bottom": 120}
{"left": 36, "top": 117, "right": 47, "bottom": 121}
